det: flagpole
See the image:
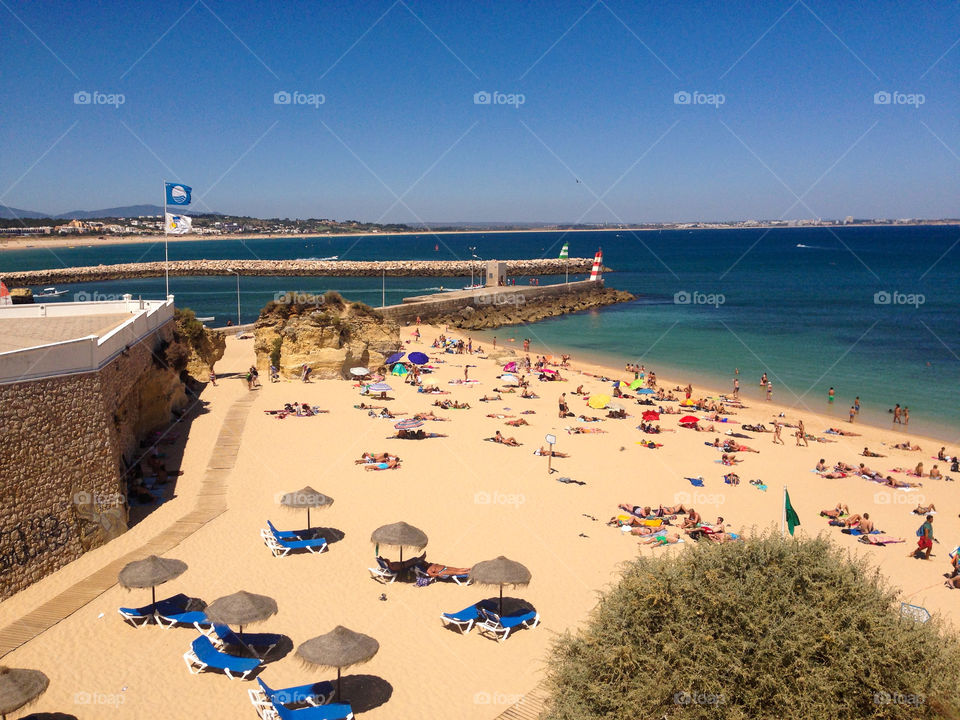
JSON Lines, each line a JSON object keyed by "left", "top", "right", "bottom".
{"left": 163, "top": 179, "right": 169, "bottom": 297}
{"left": 781, "top": 485, "right": 786, "bottom": 538}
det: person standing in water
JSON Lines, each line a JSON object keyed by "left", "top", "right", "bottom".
{"left": 854, "top": 396, "right": 861, "bottom": 415}
{"left": 904, "top": 407, "right": 910, "bottom": 426}
{"left": 733, "top": 378, "right": 740, "bottom": 398}
{"left": 828, "top": 387, "right": 835, "bottom": 404}
{"left": 849, "top": 405, "right": 856, "bottom": 423}
{"left": 893, "top": 404, "right": 902, "bottom": 424}
{"left": 766, "top": 381, "right": 772, "bottom": 401}
{"left": 761, "top": 372, "right": 768, "bottom": 387}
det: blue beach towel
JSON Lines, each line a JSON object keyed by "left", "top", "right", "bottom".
{"left": 685, "top": 477, "right": 704, "bottom": 487}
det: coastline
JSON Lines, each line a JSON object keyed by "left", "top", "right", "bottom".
{"left": 2, "top": 221, "right": 958, "bottom": 251}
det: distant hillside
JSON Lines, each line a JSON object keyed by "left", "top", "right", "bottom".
{"left": 0, "top": 204, "right": 213, "bottom": 221}
{"left": 0, "top": 206, "right": 50, "bottom": 220}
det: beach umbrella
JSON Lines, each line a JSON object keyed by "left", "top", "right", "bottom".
{"left": 370, "top": 521, "right": 428, "bottom": 563}
{"left": 368, "top": 383, "right": 392, "bottom": 392}
{"left": 204, "top": 590, "right": 277, "bottom": 633}
{"left": 638, "top": 388, "right": 655, "bottom": 395}
{"left": 118, "top": 555, "right": 188, "bottom": 605}
{"left": 642, "top": 411, "right": 660, "bottom": 421}
{"left": 385, "top": 352, "right": 405, "bottom": 364}
{"left": 0, "top": 667, "right": 49, "bottom": 720}
{"left": 629, "top": 378, "right": 645, "bottom": 390}
{"left": 679, "top": 415, "right": 699, "bottom": 425}
{"left": 297, "top": 626, "right": 379, "bottom": 702}
{"left": 349, "top": 367, "right": 370, "bottom": 376}
{"left": 280, "top": 485, "right": 333, "bottom": 528}
{"left": 391, "top": 363, "right": 408, "bottom": 376}
{"left": 503, "top": 361, "right": 517, "bottom": 372}
{"left": 609, "top": 403, "right": 624, "bottom": 412}
{"left": 680, "top": 399, "right": 695, "bottom": 406}
{"left": 469, "top": 556, "right": 532, "bottom": 616}
{"left": 541, "top": 368, "right": 558, "bottom": 374}
{"left": 394, "top": 418, "right": 423, "bottom": 430}
{"left": 588, "top": 394, "right": 611, "bottom": 409}
{"left": 500, "top": 373, "right": 519, "bottom": 386}
{"left": 408, "top": 351, "right": 429, "bottom": 365}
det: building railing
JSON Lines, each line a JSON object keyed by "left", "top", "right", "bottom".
{"left": 0, "top": 296, "right": 174, "bottom": 384}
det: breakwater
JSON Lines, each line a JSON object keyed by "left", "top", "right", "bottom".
{"left": 2, "top": 258, "right": 602, "bottom": 286}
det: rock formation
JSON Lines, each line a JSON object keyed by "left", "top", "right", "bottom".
{"left": 173, "top": 307, "right": 226, "bottom": 380}
{"left": 254, "top": 292, "right": 400, "bottom": 379}
{"left": 434, "top": 285, "right": 635, "bottom": 330}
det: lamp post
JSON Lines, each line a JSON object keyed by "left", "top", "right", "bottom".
{"left": 469, "top": 247, "right": 480, "bottom": 287}
{"left": 226, "top": 268, "right": 241, "bottom": 327}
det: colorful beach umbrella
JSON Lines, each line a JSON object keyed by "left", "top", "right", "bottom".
{"left": 503, "top": 361, "right": 517, "bottom": 372}
{"left": 385, "top": 352, "right": 405, "bottom": 364}
{"left": 391, "top": 363, "right": 408, "bottom": 376}
{"left": 394, "top": 418, "right": 423, "bottom": 430}
{"left": 408, "top": 352, "right": 429, "bottom": 365}
{"left": 642, "top": 411, "right": 660, "bottom": 421}
{"left": 368, "top": 383, "right": 392, "bottom": 392}
{"left": 680, "top": 399, "right": 695, "bottom": 406}
{"left": 679, "top": 415, "right": 699, "bottom": 424}
{"left": 588, "top": 394, "right": 611, "bottom": 409}
{"left": 638, "top": 388, "right": 655, "bottom": 395}
{"left": 500, "top": 373, "right": 519, "bottom": 386}
{"left": 349, "top": 367, "right": 370, "bottom": 376}
{"left": 629, "top": 378, "right": 644, "bottom": 390}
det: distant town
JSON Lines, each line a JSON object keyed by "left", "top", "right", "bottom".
{"left": 1, "top": 212, "right": 958, "bottom": 238}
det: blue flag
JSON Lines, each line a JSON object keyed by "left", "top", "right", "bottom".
{"left": 165, "top": 183, "right": 191, "bottom": 206}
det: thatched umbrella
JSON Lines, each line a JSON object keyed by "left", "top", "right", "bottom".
{"left": 297, "top": 626, "right": 379, "bottom": 702}
{"left": 204, "top": 590, "right": 277, "bottom": 633}
{"left": 0, "top": 667, "right": 49, "bottom": 720}
{"left": 469, "top": 556, "right": 531, "bottom": 616}
{"left": 280, "top": 486, "right": 333, "bottom": 528}
{"left": 118, "top": 555, "right": 187, "bottom": 605}
{"left": 370, "top": 521, "right": 428, "bottom": 563}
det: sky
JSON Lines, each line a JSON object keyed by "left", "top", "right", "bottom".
{"left": 0, "top": 0, "right": 957, "bottom": 223}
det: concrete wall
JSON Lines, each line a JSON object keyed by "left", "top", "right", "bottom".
{"left": 0, "top": 323, "right": 186, "bottom": 600}
{"left": 378, "top": 280, "right": 601, "bottom": 325}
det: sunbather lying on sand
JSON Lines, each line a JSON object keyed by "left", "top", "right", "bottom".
{"left": 423, "top": 563, "right": 471, "bottom": 578}
{"left": 892, "top": 441, "right": 922, "bottom": 451}
{"left": 534, "top": 446, "right": 568, "bottom": 457}
{"left": 567, "top": 426, "right": 608, "bottom": 434}
{"left": 827, "top": 512, "right": 870, "bottom": 529}
{"left": 433, "top": 399, "right": 470, "bottom": 409}
{"left": 884, "top": 476, "right": 921, "bottom": 488}
{"left": 520, "top": 389, "right": 539, "bottom": 399}
{"left": 479, "top": 394, "right": 502, "bottom": 402}
{"left": 413, "top": 411, "right": 449, "bottom": 421}
{"left": 355, "top": 403, "right": 385, "bottom": 410}
{"left": 722, "top": 440, "right": 759, "bottom": 453}
{"left": 862, "top": 447, "right": 886, "bottom": 457}
{"left": 720, "top": 454, "right": 742, "bottom": 465}
{"left": 492, "top": 431, "right": 520, "bottom": 446}
{"left": 506, "top": 418, "right": 529, "bottom": 426}
{"left": 576, "top": 415, "right": 604, "bottom": 422}
{"left": 356, "top": 452, "right": 400, "bottom": 464}
{"left": 365, "top": 457, "right": 401, "bottom": 470}
{"left": 396, "top": 429, "right": 447, "bottom": 440}
{"left": 742, "top": 424, "right": 769, "bottom": 432}
{"left": 820, "top": 503, "right": 849, "bottom": 518}
{"left": 640, "top": 532, "right": 681, "bottom": 546}
{"left": 912, "top": 503, "right": 937, "bottom": 514}
{"left": 825, "top": 427, "right": 861, "bottom": 436}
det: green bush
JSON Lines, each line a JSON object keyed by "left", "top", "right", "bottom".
{"left": 269, "top": 337, "right": 282, "bottom": 368}
{"left": 174, "top": 307, "right": 205, "bottom": 344}
{"left": 544, "top": 532, "right": 960, "bottom": 720}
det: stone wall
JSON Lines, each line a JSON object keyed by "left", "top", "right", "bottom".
{"left": 0, "top": 322, "right": 188, "bottom": 600}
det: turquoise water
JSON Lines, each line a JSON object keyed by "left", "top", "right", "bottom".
{"left": 3, "top": 226, "right": 958, "bottom": 439}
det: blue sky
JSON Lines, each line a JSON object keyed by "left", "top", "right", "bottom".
{"left": 0, "top": 0, "right": 957, "bottom": 222}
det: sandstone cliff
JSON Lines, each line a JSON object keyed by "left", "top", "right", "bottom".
{"left": 173, "top": 307, "right": 226, "bottom": 379}
{"left": 254, "top": 292, "right": 400, "bottom": 379}
{"left": 434, "top": 285, "right": 635, "bottom": 330}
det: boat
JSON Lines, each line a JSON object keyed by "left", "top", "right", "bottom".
{"left": 462, "top": 283, "right": 485, "bottom": 291}
{"left": 34, "top": 287, "right": 69, "bottom": 298}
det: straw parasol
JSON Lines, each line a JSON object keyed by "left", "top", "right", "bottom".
{"left": 280, "top": 486, "right": 333, "bottom": 528}
{"left": 469, "top": 556, "right": 531, "bottom": 615}
{"left": 204, "top": 590, "right": 277, "bottom": 633}
{"left": 0, "top": 667, "right": 49, "bottom": 720}
{"left": 370, "top": 521, "right": 428, "bottom": 563}
{"left": 297, "top": 626, "right": 379, "bottom": 702}
{"left": 118, "top": 555, "right": 187, "bottom": 605}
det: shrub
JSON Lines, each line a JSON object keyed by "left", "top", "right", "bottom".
{"left": 269, "top": 337, "right": 282, "bottom": 368}
{"left": 174, "top": 307, "right": 205, "bottom": 344}
{"left": 163, "top": 341, "right": 191, "bottom": 372}
{"left": 544, "top": 532, "right": 960, "bottom": 720}
{"left": 323, "top": 290, "right": 345, "bottom": 307}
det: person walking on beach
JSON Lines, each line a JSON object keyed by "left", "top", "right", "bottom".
{"left": 912, "top": 514, "right": 935, "bottom": 560}
{"left": 893, "top": 404, "right": 902, "bottom": 424}
{"left": 523, "top": 338, "right": 530, "bottom": 352}
{"left": 493, "top": 336, "right": 497, "bottom": 349}
{"left": 467, "top": 338, "right": 473, "bottom": 354}
{"left": 464, "top": 365, "right": 469, "bottom": 381}
{"left": 828, "top": 387, "right": 835, "bottom": 404}
{"left": 773, "top": 421, "right": 784, "bottom": 445}
{"left": 766, "top": 381, "right": 772, "bottom": 401}
{"left": 558, "top": 392, "right": 569, "bottom": 418}
{"left": 416, "top": 315, "right": 421, "bottom": 326}
{"left": 733, "top": 378, "right": 740, "bottom": 398}
{"left": 796, "top": 419, "right": 808, "bottom": 447}
{"left": 209, "top": 370, "right": 217, "bottom": 386}
{"left": 849, "top": 405, "right": 856, "bottom": 423}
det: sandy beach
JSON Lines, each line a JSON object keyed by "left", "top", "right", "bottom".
{"left": 3, "top": 325, "right": 959, "bottom": 719}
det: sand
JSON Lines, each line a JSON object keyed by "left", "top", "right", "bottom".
{"left": 3, "top": 325, "right": 959, "bottom": 719}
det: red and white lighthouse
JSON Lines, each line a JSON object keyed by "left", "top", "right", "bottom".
{"left": 589, "top": 248, "right": 603, "bottom": 281}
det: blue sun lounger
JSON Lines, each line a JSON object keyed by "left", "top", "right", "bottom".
{"left": 267, "top": 520, "right": 305, "bottom": 540}
{"left": 253, "top": 676, "right": 335, "bottom": 707}
{"left": 183, "top": 635, "right": 261, "bottom": 680}
{"left": 261, "top": 526, "right": 329, "bottom": 558}
{"left": 272, "top": 701, "right": 355, "bottom": 720}
{"left": 196, "top": 622, "right": 282, "bottom": 659}
{"left": 477, "top": 607, "right": 541, "bottom": 642}
{"left": 440, "top": 599, "right": 498, "bottom": 633}
{"left": 118, "top": 592, "right": 189, "bottom": 627}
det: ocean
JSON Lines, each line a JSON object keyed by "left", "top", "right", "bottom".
{"left": 3, "top": 226, "right": 959, "bottom": 440}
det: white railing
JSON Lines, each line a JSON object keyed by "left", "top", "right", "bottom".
{"left": 0, "top": 296, "right": 174, "bottom": 384}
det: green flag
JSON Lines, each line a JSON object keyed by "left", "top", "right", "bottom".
{"left": 559, "top": 242, "right": 569, "bottom": 259}
{"left": 784, "top": 488, "right": 800, "bottom": 536}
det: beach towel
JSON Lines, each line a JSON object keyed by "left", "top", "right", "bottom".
{"left": 685, "top": 477, "right": 705, "bottom": 487}
{"left": 651, "top": 537, "right": 684, "bottom": 547}
{"left": 858, "top": 534, "right": 905, "bottom": 546}
{"left": 751, "top": 482, "right": 767, "bottom": 491}
{"left": 637, "top": 442, "right": 663, "bottom": 449}
{"left": 842, "top": 528, "right": 882, "bottom": 536}
{"left": 555, "top": 476, "right": 585, "bottom": 485}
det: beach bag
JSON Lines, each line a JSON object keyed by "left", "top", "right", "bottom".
{"left": 916, "top": 525, "right": 925, "bottom": 537}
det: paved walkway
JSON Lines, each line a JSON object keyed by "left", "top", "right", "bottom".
{"left": 0, "top": 391, "right": 256, "bottom": 658}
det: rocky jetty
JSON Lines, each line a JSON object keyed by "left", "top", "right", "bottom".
{"left": 2, "top": 258, "right": 602, "bottom": 286}
{"left": 434, "top": 285, "right": 635, "bottom": 330}
{"left": 253, "top": 292, "right": 400, "bottom": 379}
